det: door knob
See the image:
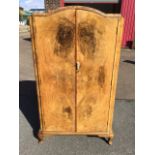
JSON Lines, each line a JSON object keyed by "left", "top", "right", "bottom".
{"left": 76, "top": 61, "right": 80, "bottom": 72}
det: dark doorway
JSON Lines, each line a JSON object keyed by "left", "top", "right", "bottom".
{"left": 65, "top": 3, "right": 121, "bottom": 13}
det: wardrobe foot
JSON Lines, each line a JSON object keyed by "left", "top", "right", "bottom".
{"left": 38, "top": 131, "right": 44, "bottom": 143}
{"left": 108, "top": 135, "right": 114, "bottom": 145}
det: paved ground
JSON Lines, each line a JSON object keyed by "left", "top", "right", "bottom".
{"left": 116, "top": 49, "right": 135, "bottom": 100}
{"left": 19, "top": 33, "right": 135, "bottom": 155}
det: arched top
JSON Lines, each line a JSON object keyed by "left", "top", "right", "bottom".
{"left": 32, "top": 6, "right": 121, "bottom": 19}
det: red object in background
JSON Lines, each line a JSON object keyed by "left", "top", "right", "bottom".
{"left": 121, "top": 0, "right": 135, "bottom": 48}
{"left": 60, "top": 0, "right": 64, "bottom": 6}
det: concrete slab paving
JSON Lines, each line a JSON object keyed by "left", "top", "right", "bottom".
{"left": 116, "top": 49, "right": 135, "bottom": 100}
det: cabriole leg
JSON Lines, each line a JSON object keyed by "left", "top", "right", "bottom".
{"left": 108, "top": 134, "right": 114, "bottom": 145}
{"left": 38, "top": 131, "right": 44, "bottom": 143}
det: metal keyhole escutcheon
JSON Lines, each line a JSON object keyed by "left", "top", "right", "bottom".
{"left": 76, "top": 61, "right": 80, "bottom": 72}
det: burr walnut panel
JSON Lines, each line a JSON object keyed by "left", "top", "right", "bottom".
{"left": 76, "top": 10, "right": 118, "bottom": 132}
{"left": 31, "top": 9, "right": 76, "bottom": 132}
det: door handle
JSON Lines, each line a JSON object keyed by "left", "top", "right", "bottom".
{"left": 76, "top": 61, "right": 80, "bottom": 72}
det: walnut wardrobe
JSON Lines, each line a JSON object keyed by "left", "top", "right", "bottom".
{"left": 30, "top": 6, "right": 124, "bottom": 144}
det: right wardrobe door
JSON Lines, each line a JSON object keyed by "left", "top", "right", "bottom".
{"left": 76, "top": 9, "right": 119, "bottom": 133}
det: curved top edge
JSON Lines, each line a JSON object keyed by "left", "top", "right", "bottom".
{"left": 31, "top": 6, "right": 122, "bottom": 18}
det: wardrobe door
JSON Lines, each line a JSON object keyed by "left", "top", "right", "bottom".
{"left": 76, "top": 9, "right": 119, "bottom": 132}
{"left": 31, "top": 9, "right": 76, "bottom": 132}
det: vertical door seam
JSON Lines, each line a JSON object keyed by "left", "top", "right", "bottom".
{"left": 75, "top": 9, "right": 77, "bottom": 132}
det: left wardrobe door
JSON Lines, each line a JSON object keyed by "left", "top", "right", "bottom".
{"left": 31, "top": 9, "right": 76, "bottom": 132}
